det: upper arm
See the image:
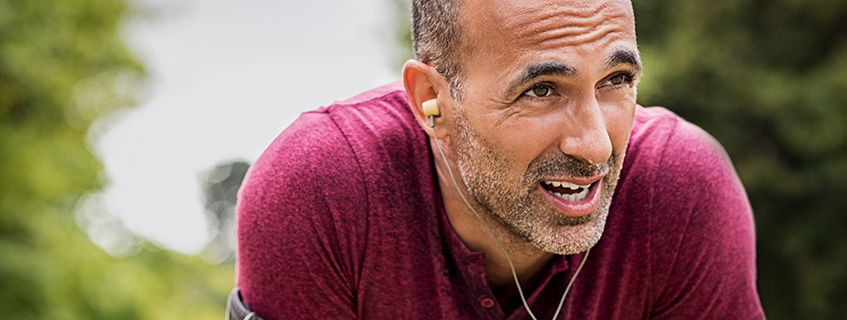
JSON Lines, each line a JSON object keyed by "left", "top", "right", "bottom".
{"left": 236, "top": 112, "right": 367, "bottom": 320}
{"left": 648, "top": 120, "right": 765, "bottom": 319}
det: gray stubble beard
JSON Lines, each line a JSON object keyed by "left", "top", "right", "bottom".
{"left": 452, "top": 106, "right": 625, "bottom": 255}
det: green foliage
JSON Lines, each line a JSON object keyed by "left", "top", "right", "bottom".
{"left": 0, "top": 0, "right": 232, "bottom": 318}
{"left": 633, "top": 0, "right": 847, "bottom": 318}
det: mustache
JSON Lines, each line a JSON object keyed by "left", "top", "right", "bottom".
{"left": 526, "top": 152, "right": 613, "bottom": 181}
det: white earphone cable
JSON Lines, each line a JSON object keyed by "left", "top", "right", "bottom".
{"left": 429, "top": 115, "right": 588, "bottom": 319}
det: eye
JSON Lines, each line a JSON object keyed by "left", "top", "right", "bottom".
{"left": 524, "top": 84, "right": 553, "bottom": 98}
{"left": 603, "top": 73, "right": 632, "bottom": 87}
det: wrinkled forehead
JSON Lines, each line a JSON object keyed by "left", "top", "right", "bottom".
{"left": 460, "top": 0, "right": 636, "bottom": 50}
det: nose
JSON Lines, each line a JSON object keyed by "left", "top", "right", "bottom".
{"left": 558, "top": 97, "right": 613, "bottom": 166}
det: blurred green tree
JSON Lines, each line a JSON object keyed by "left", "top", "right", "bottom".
{"left": 632, "top": 1, "right": 847, "bottom": 319}
{"left": 0, "top": 0, "right": 231, "bottom": 318}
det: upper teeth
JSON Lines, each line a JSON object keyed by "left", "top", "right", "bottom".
{"left": 543, "top": 180, "right": 590, "bottom": 190}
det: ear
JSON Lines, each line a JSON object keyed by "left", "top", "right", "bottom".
{"left": 403, "top": 60, "right": 450, "bottom": 139}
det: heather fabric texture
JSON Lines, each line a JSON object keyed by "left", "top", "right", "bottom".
{"left": 236, "top": 83, "right": 765, "bottom": 319}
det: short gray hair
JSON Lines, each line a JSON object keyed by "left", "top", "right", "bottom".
{"left": 411, "top": 0, "right": 468, "bottom": 100}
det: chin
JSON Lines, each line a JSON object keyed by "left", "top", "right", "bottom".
{"left": 527, "top": 168, "right": 620, "bottom": 255}
{"left": 530, "top": 208, "right": 610, "bottom": 255}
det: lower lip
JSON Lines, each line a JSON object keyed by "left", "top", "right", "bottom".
{"left": 540, "top": 179, "right": 603, "bottom": 217}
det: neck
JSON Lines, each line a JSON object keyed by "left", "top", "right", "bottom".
{"left": 430, "top": 138, "right": 555, "bottom": 293}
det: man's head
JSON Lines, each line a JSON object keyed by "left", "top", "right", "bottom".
{"left": 404, "top": 0, "right": 641, "bottom": 255}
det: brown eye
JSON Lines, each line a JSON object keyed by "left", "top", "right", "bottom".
{"left": 525, "top": 85, "right": 552, "bottom": 98}
{"left": 605, "top": 74, "right": 630, "bottom": 86}
{"left": 612, "top": 74, "right": 626, "bottom": 85}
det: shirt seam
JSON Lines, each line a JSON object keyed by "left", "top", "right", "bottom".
{"left": 322, "top": 109, "right": 372, "bottom": 311}
{"left": 320, "top": 88, "right": 408, "bottom": 316}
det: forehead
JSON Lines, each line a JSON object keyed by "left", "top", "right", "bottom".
{"left": 459, "top": 0, "right": 637, "bottom": 71}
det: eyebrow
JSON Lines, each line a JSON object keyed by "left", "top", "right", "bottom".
{"left": 505, "top": 62, "right": 576, "bottom": 96}
{"left": 503, "top": 49, "right": 642, "bottom": 97}
{"left": 606, "top": 49, "right": 642, "bottom": 73}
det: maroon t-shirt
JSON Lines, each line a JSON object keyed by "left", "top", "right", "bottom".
{"left": 236, "top": 83, "right": 765, "bottom": 319}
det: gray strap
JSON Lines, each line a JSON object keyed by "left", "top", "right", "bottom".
{"left": 227, "top": 288, "right": 264, "bottom": 320}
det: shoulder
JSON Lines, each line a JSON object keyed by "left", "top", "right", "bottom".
{"left": 626, "top": 105, "right": 749, "bottom": 217}
{"left": 623, "top": 105, "right": 743, "bottom": 198}
{"left": 236, "top": 81, "right": 434, "bottom": 258}
{"left": 237, "top": 82, "right": 422, "bottom": 233}
{"left": 617, "top": 105, "right": 754, "bottom": 273}
{"left": 235, "top": 83, "right": 428, "bottom": 317}
{"left": 240, "top": 82, "right": 414, "bottom": 204}
{"left": 621, "top": 106, "right": 762, "bottom": 318}
{"left": 624, "top": 105, "right": 753, "bottom": 245}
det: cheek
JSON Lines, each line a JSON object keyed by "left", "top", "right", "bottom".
{"left": 602, "top": 97, "right": 637, "bottom": 153}
{"left": 466, "top": 113, "right": 553, "bottom": 173}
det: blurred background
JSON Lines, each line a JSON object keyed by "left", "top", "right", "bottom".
{"left": 0, "top": 0, "right": 844, "bottom": 318}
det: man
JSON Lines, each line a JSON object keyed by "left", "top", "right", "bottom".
{"left": 232, "top": 0, "right": 765, "bottom": 319}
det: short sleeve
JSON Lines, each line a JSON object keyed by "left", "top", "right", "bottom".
{"left": 236, "top": 111, "right": 367, "bottom": 320}
{"left": 648, "top": 119, "right": 765, "bottom": 319}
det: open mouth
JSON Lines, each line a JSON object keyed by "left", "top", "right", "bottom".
{"left": 540, "top": 180, "right": 593, "bottom": 202}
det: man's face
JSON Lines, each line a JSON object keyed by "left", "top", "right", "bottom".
{"left": 450, "top": 0, "right": 640, "bottom": 255}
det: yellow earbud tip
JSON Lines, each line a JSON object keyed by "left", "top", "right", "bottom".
{"left": 422, "top": 99, "right": 440, "bottom": 117}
